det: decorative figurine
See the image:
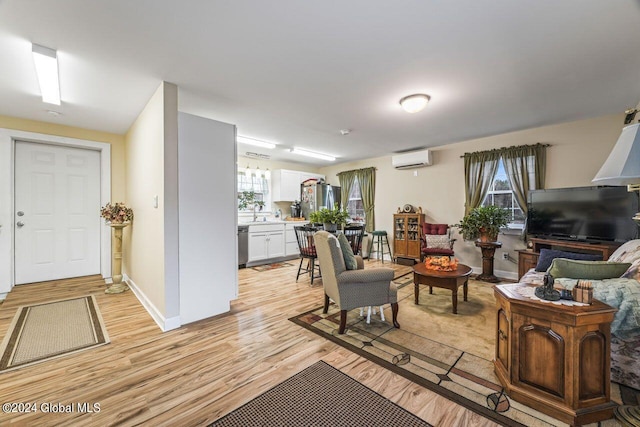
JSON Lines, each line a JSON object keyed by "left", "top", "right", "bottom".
{"left": 534, "top": 272, "right": 561, "bottom": 301}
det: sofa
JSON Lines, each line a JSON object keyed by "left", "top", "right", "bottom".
{"left": 520, "top": 239, "right": 640, "bottom": 390}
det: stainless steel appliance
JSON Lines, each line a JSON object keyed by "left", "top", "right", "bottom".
{"left": 300, "top": 183, "right": 341, "bottom": 220}
{"left": 290, "top": 201, "right": 301, "bottom": 218}
{"left": 238, "top": 225, "right": 249, "bottom": 268}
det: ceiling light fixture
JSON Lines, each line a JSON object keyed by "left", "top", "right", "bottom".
{"left": 237, "top": 135, "right": 276, "bottom": 149}
{"left": 399, "top": 94, "right": 430, "bottom": 113}
{"left": 290, "top": 148, "right": 336, "bottom": 162}
{"left": 32, "top": 43, "right": 61, "bottom": 105}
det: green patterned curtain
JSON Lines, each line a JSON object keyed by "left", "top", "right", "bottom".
{"left": 501, "top": 143, "right": 547, "bottom": 216}
{"left": 356, "top": 167, "right": 376, "bottom": 233}
{"left": 337, "top": 170, "right": 357, "bottom": 211}
{"left": 463, "top": 150, "right": 501, "bottom": 215}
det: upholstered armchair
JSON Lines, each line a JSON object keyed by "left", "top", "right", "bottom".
{"left": 314, "top": 230, "right": 399, "bottom": 334}
{"left": 421, "top": 223, "right": 455, "bottom": 259}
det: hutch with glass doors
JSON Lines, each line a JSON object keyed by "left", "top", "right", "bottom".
{"left": 393, "top": 213, "right": 425, "bottom": 263}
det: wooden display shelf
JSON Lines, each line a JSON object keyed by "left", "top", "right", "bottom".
{"left": 393, "top": 213, "right": 424, "bottom": 262}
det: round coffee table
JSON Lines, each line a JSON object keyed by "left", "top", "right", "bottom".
{"left": 413, "top": 263, "right": 473, "bottom": 314}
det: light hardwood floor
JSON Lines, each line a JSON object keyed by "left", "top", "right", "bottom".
{"left": 0, "top": 260, "right": 498, "bottom": 427}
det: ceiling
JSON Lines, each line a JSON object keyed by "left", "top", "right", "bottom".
{"left": 1, "top": 1, "right": 639, "bottom": 166}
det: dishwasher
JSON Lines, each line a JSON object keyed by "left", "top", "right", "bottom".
{"left": 238, "top": 225, "right": 249, "bottom": 268}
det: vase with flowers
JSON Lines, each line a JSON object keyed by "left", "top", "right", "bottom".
{"left": 100, "top": 202, "right": 133, "bottom": 224}
{"left": 100, "top": 202, "right": 133, "bottom": 294}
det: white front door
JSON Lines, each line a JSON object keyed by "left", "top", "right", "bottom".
{"left": 14, "top": 141, "right": 101, "bottom": 284}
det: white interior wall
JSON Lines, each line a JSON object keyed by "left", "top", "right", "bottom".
{"left": 178, "top": 112, "right": 238, "bottom": 324}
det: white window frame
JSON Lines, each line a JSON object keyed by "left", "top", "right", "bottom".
{"left": 346, "top": 177, "right": 365, "bottom": 222}
{"left": 237, "top": 169, "right": 271, "bottom": 214}
{"left": 482, "top": 160, "right": 525, "bottom": 231}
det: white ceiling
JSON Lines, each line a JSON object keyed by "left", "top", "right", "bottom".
{"left": 1, "top": 1, "right": 639, "bottom": 166}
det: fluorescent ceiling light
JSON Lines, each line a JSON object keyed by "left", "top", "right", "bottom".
{"left": 32, "top": 44, "right": 60, "bottom": 105}
{"left": 399, "top": 94, "right": 430, "bottom": 113}
{"left": 237, "top": 135, "right": 276, "bottom": 149}
{"left": 290, "top": 148, "right": 336, "bottom": 161}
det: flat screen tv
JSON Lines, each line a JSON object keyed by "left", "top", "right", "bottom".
{"left": 527, "top": 186, "right": 639, "bottom": 243}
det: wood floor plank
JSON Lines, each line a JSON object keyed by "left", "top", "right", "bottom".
{"left": 0, "top": 260, "right": 498, "bottom": 426}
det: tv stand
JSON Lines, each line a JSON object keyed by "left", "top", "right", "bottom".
{"left": 517, "top": 237, "right": 622, "bottom": 280}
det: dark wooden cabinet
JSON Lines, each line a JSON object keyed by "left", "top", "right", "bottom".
{"left": 494, "top": 284, "right": 617, "bottom": 426}
{"left": 517, "top": 238, "right": 621, "bottom": 280}
{"left": 517, "top": 250, "right": 539, "bottom": 279}
{"left": 393, "top": 213, "right": 424, "bottom": 262}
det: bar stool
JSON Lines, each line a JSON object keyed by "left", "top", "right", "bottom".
{"left": 368, "top": 230, "right": 392, "bottom": 263}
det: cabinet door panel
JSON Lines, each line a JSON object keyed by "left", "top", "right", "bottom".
{"left": 248, "top": 233, "right": 268, "bottom": 261}
{"left": 497, "top": 309, "right": 509, "bottom": 372}
{"left": 267, "top": 232, "right": 285, "bottom": 258}
{"left": 579, "top": 331, "right": 607, "bottom": 400}
{"left": 519, "top": 324, "right": 564, "bottom": 398}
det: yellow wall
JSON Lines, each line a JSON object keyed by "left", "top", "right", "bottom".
{"left": 123, "top": 83, "right": 170, "bottom": 315}
{"left": 0, "top": 115, "right": 126, "bottom": 201}
{"left": 320, "top": 113, "right": 625, "bottom": 277}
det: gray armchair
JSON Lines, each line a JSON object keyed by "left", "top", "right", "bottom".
{"left": 314, "top": 231, "right": 399, "bottom": 334}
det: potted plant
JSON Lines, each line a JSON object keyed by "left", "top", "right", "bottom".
{"left": 238, "top": 191, "right": 265, "bottom": 221}
{"left": 309, "top": 204, "right": 350, "bottom": 232}
{"left": 455, "top": 205, "right": 510, "bottom": 242}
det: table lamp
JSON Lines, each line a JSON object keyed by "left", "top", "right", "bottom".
{"left": 592, "top": 122, "right": 640, "bottom": 222}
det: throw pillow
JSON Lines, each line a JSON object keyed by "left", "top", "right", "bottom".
{"left": 337, "top": 233, "right": 358, "bottom": 270}
{"left": 548, "top": 258, "right": 631, "bottom": 280}
{"left": 608, "top": 239, "right": 640, "bottom": 281}
{"left": 425, "top": 235, "right": 450, "bottom": 249}
{"left": 534, "top": 248, "right": 602, "bottom": 272}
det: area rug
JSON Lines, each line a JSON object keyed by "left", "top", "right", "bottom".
{"left": 250, "top": 262, "right": 295, "bottom": 272}
{"left": 291, "top": 278, "right": 635, "bottom": 427}
{"left": 209, "top": 360, "right": 431, "bottom": 427}
{"left": 0, "top": 295, "right": 109, "bottom": 372}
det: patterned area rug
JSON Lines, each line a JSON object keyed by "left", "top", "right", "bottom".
{"left": 0, "top": 296, "right": 109, "bottom": 372}
{"left": 210, "top": 361, "right": 431, "bottom": 427}
{"left": 291, "top": 278, "right": 637, "bottom": 427}
{"left": 250, "top": 262, "right": 295, "bottom": 272}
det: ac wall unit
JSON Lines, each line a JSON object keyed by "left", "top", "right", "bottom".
{"left": 392, "top": 149, "right": 433, "bottom": 169}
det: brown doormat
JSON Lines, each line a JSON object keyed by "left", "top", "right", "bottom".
{"left": 210, "top": 361, "right": 431, "bottom": 427}
{"left": 290, "top": 279, "right": 637, "bottom": 427}
{"left": 0, "top": 295, "right": 109, "bottom": 372}
{"left": 250, "top": 262, "right": 295, "bottom": 272}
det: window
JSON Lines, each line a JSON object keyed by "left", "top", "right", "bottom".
{"left": 482, "top": 159, "right": 525, "bottom": 229}
{"left": 237, "top": 168, "right": 271, "bottom": 212}
{"left": 346, "top": 177, "right": 365, "bottom": 222}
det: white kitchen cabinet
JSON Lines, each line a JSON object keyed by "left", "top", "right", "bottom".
{"left": 285, "top": 221, "right": 309, "bottom": 256}
{"left": 248, "top": 224, "right": 285, "bottom": 262}
{"left": 271, "top": 169, "right": 325, "bottom": 202}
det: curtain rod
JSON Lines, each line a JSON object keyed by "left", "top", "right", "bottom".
{"left": 337, "top": 166, "right": 377, "bottom": 175}
{"left": 459, "top": 143, "right": 551, "bottom": 158}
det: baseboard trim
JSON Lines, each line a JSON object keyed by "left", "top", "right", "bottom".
{"left": 0, "top": 292, "right": 7, "bottom": 301}
{"left": 469, "top": 266, "right": 518, "bottom": 282}
{"left": 124, "top": 274, "right": 181, "bottom": 332}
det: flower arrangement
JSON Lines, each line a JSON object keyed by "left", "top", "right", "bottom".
{"left": 424, "top": 256, "right": 459, "bottom": 272}
{"left": 100, "top": 202, "right": 133, "bottom": 224}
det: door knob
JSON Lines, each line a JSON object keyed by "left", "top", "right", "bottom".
{"left": 17, "top": 211, "right": 24, "bottom": 216}
{"left": 17, "top": 221, "right": 25, "bottom": 227}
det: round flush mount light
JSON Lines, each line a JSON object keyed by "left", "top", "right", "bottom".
{"left": 399, "top": 94, "right": 431, "bottom": 113}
